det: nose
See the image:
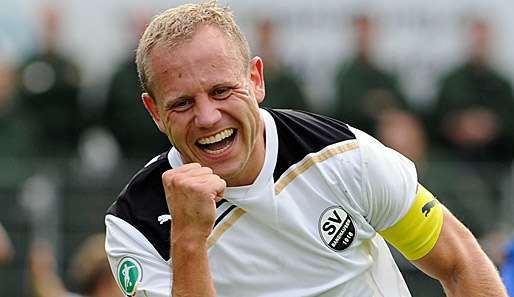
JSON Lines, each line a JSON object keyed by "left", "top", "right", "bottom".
{"left": 194, "top": 95, "right": 222, "bottom": 128}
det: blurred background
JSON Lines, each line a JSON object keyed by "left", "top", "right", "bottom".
{"left": 1, "top": 0, "right": 514, "bottom": 296}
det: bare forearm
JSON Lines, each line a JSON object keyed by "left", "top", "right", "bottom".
{"left": 172, "top": 239, "right": 216, "bottom": 297}
{"left": 441, "top": 248, "right": 506, "bottom": 297}
{"left": 0, "top": 224, "right": 13, "bottom": 264}
{"left": 31, "top": 274, "right": 69, "bottom": 297}
{"left": 413, "top": 209, "right": 507, "bottom": 297}
{"left": 163, "top": 164, "right": 224, "bottom": 297}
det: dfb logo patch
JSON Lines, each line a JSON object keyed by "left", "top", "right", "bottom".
{"left": 116, "top": 256, "right": 143, "bottom": 296}
{"left": 318, "top": 206, "right": 356, "bottom": 252}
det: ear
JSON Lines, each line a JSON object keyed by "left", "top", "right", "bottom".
{"left": 142, "top": 93, "right": 166, "bottom": 133}
{"left": 249, "top": 56, "right": 265, "bottom": 103}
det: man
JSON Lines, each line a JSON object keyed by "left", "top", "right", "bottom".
{"left": 433, "top": 17, "right": 514, "bottom": 164}
{"left": 254, "top": 18, "right": 309, "bottom": 111}
{"left": 333, "top": 14, "right": 407, "bottom": 133}
{"left": 15, "top": 5, "right": 83, "bottom": 158}
{"left": 103, "top": 11, "right": 170, "bottom": 161}
{"left": 30, "top": 234, "right": 123, "bottom": 297}
{"left": 105, "top": 2, "right": 506, "bottom": 296}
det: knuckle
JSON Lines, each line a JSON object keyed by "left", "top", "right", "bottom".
{"left": 162, "top": 171, "right": 174, "bottom": 185}
{"left": 162, "top": 170, "right": 171, "bottom": 180}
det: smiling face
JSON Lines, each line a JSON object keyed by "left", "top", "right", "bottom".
{"left": 143, "top": 25, "right": 266, "bottom": 187}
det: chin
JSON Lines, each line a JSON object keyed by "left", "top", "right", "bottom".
{"left": 213, "top": 165, "right": 241, "bottom": 181}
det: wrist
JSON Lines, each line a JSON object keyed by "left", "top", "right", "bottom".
{"left": 170, "top": 231, "right": 216, "bottom": 297}
{"left": 171, "top": 231, "right": 209, "bottom": 254}
{"left": 172, "top": 220, "right": 212, "bottom": 239}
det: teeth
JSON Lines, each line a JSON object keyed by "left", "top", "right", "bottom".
{"left": 198, "top": 129, "right": 234, "bottom": 145}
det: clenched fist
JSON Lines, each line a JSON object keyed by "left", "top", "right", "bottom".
{"left": 162, "top": 163, "right": 226, "bottom": 243}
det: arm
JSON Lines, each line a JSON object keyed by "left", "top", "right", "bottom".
{"left": 378, "top": 183, "right": 506, "bottom": 296}
{"left": 162, "top": 163, "right": 225, "bottom": 297}
{"left": 413, "top": 207, "right": 507, "bottom": 297}
{"left": 29, "top": 241, "right": 69, "bottom": 297}
{"left": 0, "top": 223, "right": 13, "bottom": 264}
{"left": 170, "top": 225, "right": 214, "bottom": 297}
{"left": 354, "top": 129, "right": 505, "bottom": 296}
{"left": 105, "top": 163, "right": 224, "bottom": 297}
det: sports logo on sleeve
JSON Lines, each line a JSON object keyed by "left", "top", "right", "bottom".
{"left": 318, "top": 206, "right": 356, "bottom": 252}
{"left": 422, "top": 199, "right": 436, "bottom": 217}
{"left": 157, "top": 214, "right": 171, "bottom": 224}
{"left": 117, "top": 256, "right": 143, "bottom": 296}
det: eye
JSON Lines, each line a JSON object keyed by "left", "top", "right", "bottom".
{"left": 211, "top": 87, "right": 232, "bottom": 99}
{"left": 169, "top": 98, "right": 193, "bottom": 111}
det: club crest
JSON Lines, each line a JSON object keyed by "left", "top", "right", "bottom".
{"left": 319, "top": 206, "right": 356, "bottom": 252}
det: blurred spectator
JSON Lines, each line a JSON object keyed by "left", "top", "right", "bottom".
{"left": 29, "top": 241, "right": 73, "bottom": 297}
{"left": 15, "top": 5, "right": 83, "bottom": 158}
{"left": 0, "top": 223, "right": 13, "bottom": 265}
{"left": 0, "top": 56, "right": 34, "bottom": 159}
{"left": 432, "top": 17, "right": 514, "bottom": 164}
{"left": 255, "top": 18, "right": 309, "bottom": 111}
{"left": 29, "top": 234, "right": 122, "bottom": 297}
{"left": 333, "top": 14, "right": 407, "bottom": 133}
{"left": 0, "top": 58, "right": 15, "bottom": 112}
{"left": 376, "top": 110, "right": 427, "bottom": 166}
{"left": 501, "top": 238, "right": 514, "bottom": 296}
{"left": 102, "top": 11, "right": 169, "bottom": 161}
{"left": 376, "top": 109, "right": 495, "bottom": 238}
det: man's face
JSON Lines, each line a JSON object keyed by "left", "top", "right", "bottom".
{"left": 143, "top": 25, "right": 266, "bottom": 186}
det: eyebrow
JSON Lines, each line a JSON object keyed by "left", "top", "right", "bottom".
{"left": 164, "top": 95, "right": 194, "bottom": 109}
{"left": 163, "top": 80, "right": 238, "bottom": 107}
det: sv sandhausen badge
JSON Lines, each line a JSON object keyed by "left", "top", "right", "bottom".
{"left": 319, "top": 206, "right": 356, "bottom": 251}
{"left": 117, "top": 256, "right": 143, "bottom": 296}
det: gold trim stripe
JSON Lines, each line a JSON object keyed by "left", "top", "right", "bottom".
{"left": 208, "top": 208, "right": 246, "bottom": 248}
{"left": 274, "top": 141, "right": 359, "bottom": 195}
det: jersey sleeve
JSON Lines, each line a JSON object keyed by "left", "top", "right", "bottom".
{"left": 105, "top": 214, "right": 172, "bottom": 297}
{"left": 378, "top": 184, "right": 443, "bottom": 260}
{"left": 354, "top": 129, "right": 443, "bottom": 260}
{"left": 355, "top": 129, "right": 418, "bottom": 231}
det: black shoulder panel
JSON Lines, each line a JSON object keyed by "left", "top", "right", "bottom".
{"left": 265, "top": 109, "right": 356, "bottom": 181}
{"left": 107, "top": 151, "right": 172, "bottom": 261}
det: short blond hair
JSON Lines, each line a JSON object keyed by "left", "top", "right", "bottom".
{"left": 136, "top": 1, "right": 251, "bottom": 98}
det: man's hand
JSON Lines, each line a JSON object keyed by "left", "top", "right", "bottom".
{"left": 162, "top": 163, "right": 224, "bottom": 297}
{"left": 162, "top": 163, "right": 226, "bottom": 242}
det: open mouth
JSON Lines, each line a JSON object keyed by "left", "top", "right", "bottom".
{"left": 196, "top": 128, "right": 237, "bottom": 154}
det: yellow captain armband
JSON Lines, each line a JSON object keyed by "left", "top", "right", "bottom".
{"left": 378, "top": 184, "right": 443, "bottom": 261}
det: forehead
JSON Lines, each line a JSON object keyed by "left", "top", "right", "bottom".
{"left": 148, "top": 26, "right": 245, "bottom": 96}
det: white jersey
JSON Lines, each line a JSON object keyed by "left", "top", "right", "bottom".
{"left": 106, "top": 108, "right": 417, "bottom": 297}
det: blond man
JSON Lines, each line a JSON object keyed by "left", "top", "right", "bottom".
{"left": 105, "top": 2, "right": 507, "bottom": 296}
